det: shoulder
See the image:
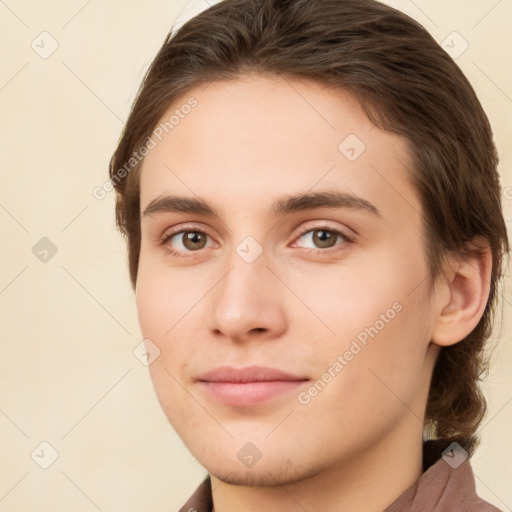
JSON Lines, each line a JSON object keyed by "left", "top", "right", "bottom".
{"left": 462, "top": 496, "right": 503, "bottom": 512}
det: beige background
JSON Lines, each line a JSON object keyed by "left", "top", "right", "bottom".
{"left": 0, "top": 0, "right": 511, "bottom": 510}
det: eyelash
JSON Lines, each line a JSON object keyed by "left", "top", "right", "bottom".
{"left": 158, "top": 224, "right": 355, "bottom": 259}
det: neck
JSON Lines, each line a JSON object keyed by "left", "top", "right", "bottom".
{"left": 210, "top": 418, "right": 424, "bottom": 512}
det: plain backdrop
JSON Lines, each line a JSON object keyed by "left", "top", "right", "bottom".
{"left": 1, "top": 0, "right": 511, "bottom": 510}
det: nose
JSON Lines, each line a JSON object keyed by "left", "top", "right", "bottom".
{"left": 205, "top": 248, "right": 288, "bottom": 343}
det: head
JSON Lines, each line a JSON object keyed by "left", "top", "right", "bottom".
{"left": 109, "top": 0, "right": 509, "bottom": 483}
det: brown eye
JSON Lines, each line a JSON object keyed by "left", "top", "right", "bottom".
{"left": 293, "top": 226, "right": 353, "bottom": 253}
{"left": 181, "top": 231, "right": 207, "bottom": 250}
{"left": 312, "top": 229, "right": 337, "bottom": 248}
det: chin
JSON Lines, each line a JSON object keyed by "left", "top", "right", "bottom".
{"left": 198, "top": 448, "right": 331, "bottom": 488}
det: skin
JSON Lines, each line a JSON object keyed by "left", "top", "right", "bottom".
{"left": 135, "top": 74, "right": 491, "bottom": 511}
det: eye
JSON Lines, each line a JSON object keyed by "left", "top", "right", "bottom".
{"left": 159, "top": 226, "right": 214, "bottom": 258}
{"left": 292, "top": 226, "right": 354, "bottom": 252}
{"left": 158, "top": 224, "right": 354, "bottom": 259}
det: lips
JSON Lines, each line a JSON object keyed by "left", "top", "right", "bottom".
{"left": 196, "top": 365, "right": 309, "bottom": 407}
{"left": 197, "top": 365, "right": 308, "bottom": 383}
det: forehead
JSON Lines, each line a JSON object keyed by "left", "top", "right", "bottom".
{"left": 139, "top": 74, "right": 421, "bottom": 223}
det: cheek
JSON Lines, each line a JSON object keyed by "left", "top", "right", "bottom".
{"left": 294, "top": 300, "right": 430, "bottom": 453}
{"left": 279, "top": 248, "right": 417, "bottom": 337}
{"left": 135, "top": 251, "right": 199, "bottom": 338}
{"left": 135, "top": 256, "right": 211, "bottom": 388}
{"left": 288, "top": 246, "right": 432, "bottom": 396}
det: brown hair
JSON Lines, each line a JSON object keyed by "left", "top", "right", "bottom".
{"left": 109, "top": 0, "right": 509, "bottom": 456}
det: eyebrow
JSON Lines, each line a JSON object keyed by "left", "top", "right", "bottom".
{"left": 141, "top": 191, "right": 382, "bottom": 220}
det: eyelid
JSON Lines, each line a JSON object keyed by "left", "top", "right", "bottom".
{"left": 160, "top": 222, "right": 211, "bottom": 241}
{"left": 159, "top": 223, "right": 218, "bottom": 253}
{"left": 159, "top": 218, "right": 354, "bottom": 239}
{"left": 293, "top": 220, "right": 354, "bottom": 238}
{"left": 159, "top": 221, "right": 355, "bottom": 257}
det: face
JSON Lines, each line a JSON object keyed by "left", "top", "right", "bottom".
{"left": 136, "top": 74, "right": 441, "bottom": 486}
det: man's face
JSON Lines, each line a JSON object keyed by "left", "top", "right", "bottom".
{"left": 136, "top": 74, "right": 440, "bottom": 485}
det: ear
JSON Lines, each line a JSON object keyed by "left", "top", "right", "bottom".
{"left": 431, "top": 237, "right": 492, "bottom": 347}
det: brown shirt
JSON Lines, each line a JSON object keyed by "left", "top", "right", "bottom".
{"left": 179, "top": 441, "right": 502, "bottom": 511}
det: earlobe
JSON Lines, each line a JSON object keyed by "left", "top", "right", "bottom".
{"left": 431, "top": 239, "right": 492, "bottom": 347}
